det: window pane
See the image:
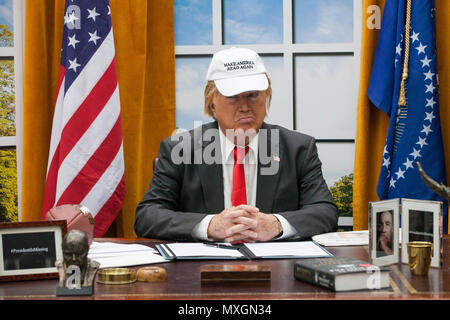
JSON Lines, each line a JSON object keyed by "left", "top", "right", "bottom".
{"left": 0, "top": 146, "right": 17, "bottom": 222}
{"left": 295, "top": 54, "right": 355, "bottom": 139}
{"left": 316, "top": 142, "right": 354, "bottom": 188}
{"left": 0, "top": 58, "right": 15, "bottom": 136}
{"left": 176, "top": 56, "right": 212, "bottom": 130}
{"left": 0, "top": 0, "right": 13, "bottom": 47}
{"left": 263, "top": 55, "right": 292, "bottom": 129}
{"left": 294, "top": 0, "right": 353, "bottom": 43}
{"left": 223, "top": 0, "right": 283, "bottom": 45}
{"left": 174, "top": 0, "right": 212, "bottom": 46}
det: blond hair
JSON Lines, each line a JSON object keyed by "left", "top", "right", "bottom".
{"left": 203, "top": 73, "right": 272, "bottom": 118}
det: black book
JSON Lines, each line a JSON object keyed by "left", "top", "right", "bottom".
{"left": 294, "top": 257, "right": 391, "bottom": 292}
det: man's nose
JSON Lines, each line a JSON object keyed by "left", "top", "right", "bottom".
{"left": 238, "top": 97, "right": 250, "bottom": 111}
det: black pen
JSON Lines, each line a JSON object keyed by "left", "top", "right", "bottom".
{"left": 203, "top": 243, "right": 240, "bottom": 250}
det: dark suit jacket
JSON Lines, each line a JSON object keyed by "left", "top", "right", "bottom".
{"left": 134, "top": 121, "right": 338, "bottom": 241}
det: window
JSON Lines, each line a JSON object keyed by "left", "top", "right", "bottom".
{"left": 0, "top": 0, "right": 24, "bottom": 222}
{"left": 174, "top": 0, "right": 361, "bottom": 224}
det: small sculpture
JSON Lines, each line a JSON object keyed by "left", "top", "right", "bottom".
{"left": 417, "top": 162, "right": 450, "bottom": 203}
{"left": 55, "top": 230, "right": 99, "bottom": 296}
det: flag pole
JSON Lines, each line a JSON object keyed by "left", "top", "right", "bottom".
{"left": 398, "top": 0, "right": 412, "bottom": 107}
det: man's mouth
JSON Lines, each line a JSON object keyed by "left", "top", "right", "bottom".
{"left": 237, "top": 117, "right": 254, "bottom": 124}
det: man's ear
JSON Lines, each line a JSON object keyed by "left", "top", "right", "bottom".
{"left": 210, "top": 95, "right": 217, "bottom": 115}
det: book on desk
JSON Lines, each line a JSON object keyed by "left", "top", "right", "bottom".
{"left": 294, "top": 257, "right": 391, "bottom": 292}
{"left": 156, "top": 241, "right": 333, "bottom": 260}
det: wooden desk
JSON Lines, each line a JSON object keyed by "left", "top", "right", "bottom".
{"left": 1, "top": 238, "right": 450, "bottom": 300}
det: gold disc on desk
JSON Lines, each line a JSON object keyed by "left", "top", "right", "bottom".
{"left": 97, "top": 268, "right": 136, "bottom": 285}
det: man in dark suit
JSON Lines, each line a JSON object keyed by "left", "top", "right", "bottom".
{"left": 135, "top": 47, "right": 338, "bottom": 242}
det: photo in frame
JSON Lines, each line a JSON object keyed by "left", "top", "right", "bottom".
{"left": 0, "top": 220, "right": 67, "bottom": 282}
{"left": 369, "top": 199, "right": 400, "bottom": 266}
{"left": 401, "top": 198, "right": 442, "bottom": 268}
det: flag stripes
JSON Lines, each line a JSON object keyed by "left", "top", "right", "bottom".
{"left": 42, "top": 0, "right": 125, "bottom": 237}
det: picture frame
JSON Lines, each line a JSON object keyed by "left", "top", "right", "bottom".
{"left": 369, "top": 199, "right": 400, "bottom": 266}
{"left": 0, "top": 220, "right": 67, "bottom": 282}
{"left": 401, "top": 198, "right": 442, "bottom": 268}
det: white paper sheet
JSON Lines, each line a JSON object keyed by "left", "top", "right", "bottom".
{"left": 88, "top": 241, "right": 157, "bottom": 258}
{"left": 163, "top": 243, "right": 245, "bottom": 258}
{"left": 88, "top": 241, "right": 167, "bottom": 269}
{"left": 243, "top": 241, "right": 331, "bottom": 258}
{"left": 312, "top": 230, "right": 369, "bottom": 247}
{"left": 93, "top": 254, "right": 167, "bottom": 269}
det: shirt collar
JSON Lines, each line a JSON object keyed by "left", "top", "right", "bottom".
{"left": 218, "top": 126, "right": 259, "bottom": 164}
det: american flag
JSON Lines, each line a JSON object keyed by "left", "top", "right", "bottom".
{"left": 42, "top": 0, "right": 125, "bottom": 237}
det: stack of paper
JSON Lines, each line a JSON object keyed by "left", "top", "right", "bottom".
{"left": 312, "top": 230, "right": 369, "bottom": 247}
{"left": 88, "top": 242, "right": 168, "bottom": 269}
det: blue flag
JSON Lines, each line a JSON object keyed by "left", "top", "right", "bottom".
{"left": 368, "top": 0, "right": 447, "bottom": 233}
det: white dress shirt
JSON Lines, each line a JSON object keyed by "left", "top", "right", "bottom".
{"left": 191, "top": 126, "right": 297, "bottom": 241}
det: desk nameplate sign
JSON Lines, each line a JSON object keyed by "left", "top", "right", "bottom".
{"left": 201, "top": 264, "right": 271, "bottom": 284}
{"left": 0, "top": 220, "right": 67, "bottom": 282}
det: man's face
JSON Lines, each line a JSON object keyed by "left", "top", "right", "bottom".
{"left": 63, "top": 242, "right": 88, "bottom": 268}
{"left": 379, "top": 211, "right": 393, "bottom": 241}
{"left": 211, "top": 90, "right": 267, "bottom": 144}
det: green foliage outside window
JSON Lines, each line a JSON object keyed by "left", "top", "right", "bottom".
{"left": 0, "top": 24, "right": 17, "bottom": 222}
{"left": 329, "top": 173, "right": 353, "bottom": 218}
{"left": 0, "top": 58, "right": 15, "bottom": 136}
{"left": 0, "top": 148, "right": 17, "bottom": 222}
{"left": 0, "top": 24, "right": 13, "bottom": 47}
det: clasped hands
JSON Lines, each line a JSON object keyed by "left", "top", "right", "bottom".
{"left": 207, "top": 205, "right": 280, "bottom": 243}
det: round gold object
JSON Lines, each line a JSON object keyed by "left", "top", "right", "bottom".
{"left": 97, "top": 268, "right": 136, "bottom": 285}
{"left": 136, "top": 267, "right": 167, "bottom": 282}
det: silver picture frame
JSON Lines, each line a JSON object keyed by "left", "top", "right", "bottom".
{"left": 401, "top": 198, "right": 442, "bottom": 268}
{"left": 369, "top": 199, "right": 400, "bottom": 266}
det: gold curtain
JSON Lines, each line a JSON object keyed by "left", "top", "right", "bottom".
{"left": 22, "top": 0, "right": 175, "bottom": 238}
{"left": 353, "top": 0, "right": 450, "bottom": 231}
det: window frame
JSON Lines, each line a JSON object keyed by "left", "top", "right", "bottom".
{"left": 174, "top": 0, "right": 362, "bottom": 227}
{"left": 174, "top": 0, "right": 362, "bottom": 134}
{"left": 0, "top": 0, "right": 25, "bottom": 220}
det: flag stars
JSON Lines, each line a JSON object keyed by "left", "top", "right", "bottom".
{"left": 67, "top": 34, "right": 80, "bottom": 49}
{"left": 382, "top": 156, "right": 391, "bottom": 168}
{"left": 68, "top": 58, "right": 81, "bottom": 72}
{"left": 426, "top": 97, "right": 437, "bottom": 108}
{"left": 410, "top": 31, "right": 420, "bottom": 43}
{"left": 416, "top": 136, "right": 428, "bottom": 148}
{"left": 390, "top": 177, "right": 397, "bottom": 188}
{"left": 425, "top": 82, "right": 436, "bottom": 94}
{"left": 87, "top": 7, "right": 101, "bottom": 21}
{"left": 424, "top": 111, "right": 436, "bottom": 123}
{"left": 395, "top": 167, "right": 406, "bottom": 180}
{"left": 421, "top": 56, "right": 432, "bottom": 68}
{"left": 88, "top": 30, "right": 101, "bottom": 45}
{"left": 424, "top": 70, "right": 435, "bottom": 81}
{"left": 403, "top": 158, "right": 414, "bottom": 170}
{"left": 395, "top": 43, "right": 402, "bottom": 56}
{"left": 65, "top": 11, "right": 79, "bottom": 26}
{"left": 410, "top": 148, "right": 422, "bottom": 159}
{"left": 416, "top": 42, "right": 427, "bottom": 55}
{"left": 421, "top": 124, "right": 433, "bottom": 136}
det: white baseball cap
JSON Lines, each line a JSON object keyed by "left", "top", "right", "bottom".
{"left": 206, "top": 47, "right": 268, "bottom": 97}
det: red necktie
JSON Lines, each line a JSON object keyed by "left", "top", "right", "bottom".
{"left": 232, "top": 146, "right": 249, "bottom": 206}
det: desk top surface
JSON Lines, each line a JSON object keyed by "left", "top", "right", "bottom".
{"left": 1, "top": 238, "right": 450, "bottom": 300}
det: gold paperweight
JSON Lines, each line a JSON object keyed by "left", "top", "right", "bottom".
{"left": 97, "top": 268, "right": 136, "bottom": 284}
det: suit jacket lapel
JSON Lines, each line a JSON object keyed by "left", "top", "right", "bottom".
{"left": 256, "top": 122, "right": 281, "bottom": 213}
{"left": 196, "top": 122, "right": 225, "bottom": 214}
